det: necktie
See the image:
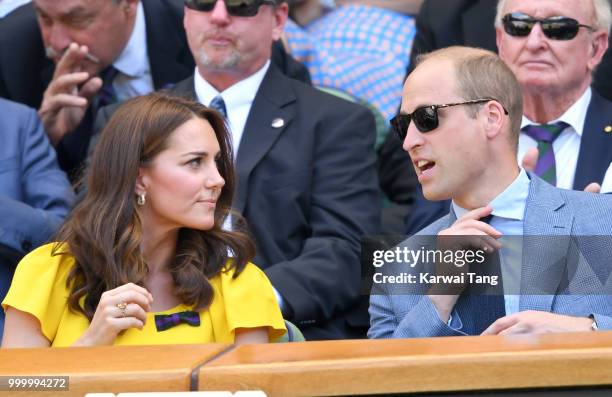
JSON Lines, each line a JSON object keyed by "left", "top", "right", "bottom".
{"left": 209, "top": 95, "right": 227, "bottom": 119}
{"left": 98, "top": 65, "right": 119, "bottom": 109}
{"left": 454, "top": 214, "right": 505, "bottom": 335}
{"left": 154, "top": 310, "right": 200, "bottom": 332}
{"left": 521, "top": 122, "right": 569, "bottom": 185}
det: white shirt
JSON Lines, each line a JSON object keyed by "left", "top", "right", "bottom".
{"left": 193, "top": 60, "right": 270, "bottom": 154}
{"left": 112, "top": 2, "right": 154, "bottom": 101}
{"left": 518, "top": 87, "right": 591, "bottom": 190}
{"left": 0, "top": 0, "right": 30, "bottom": 18}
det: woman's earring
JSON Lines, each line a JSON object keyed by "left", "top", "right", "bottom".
{"left": 137, "top": 193, "right": 146, "bottom": 206}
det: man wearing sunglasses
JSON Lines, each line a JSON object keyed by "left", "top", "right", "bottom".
{"left": 93, "top": 0, "right": 380, "bottom": 340}
{"left": 496, "top": 0, "right": 612, "bottom": 193}
{"left": 369, "top": 46, "right": 612, "bottom": 338}
{"left": 392, "top": 0, "right": 612, "bottom": 236}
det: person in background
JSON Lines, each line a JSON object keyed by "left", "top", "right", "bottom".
{"left": 0, "top": 97, "right": 74, "bottom": 343}
{"left": 284, "top": 0, "right": 423, "bottom": 124}
{"left": 0, "top": 0, "right": 195, "bottom": 178}
{"left": 2, "top": 93, "right": 286, "bottom": 347}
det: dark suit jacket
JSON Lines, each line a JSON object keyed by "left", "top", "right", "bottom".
{"left": 0, "top": 0, "right": 195, "bottom": 177}
{"left": 405, "top": 90, "right": 612, "bottom": 235}
{"left": 93, "top": 64, "right": 381, "bottom": 340}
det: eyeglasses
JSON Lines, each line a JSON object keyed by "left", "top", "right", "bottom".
{"left": 390, "top": 98, "right": 508, "bottom": 140}
{"left": 184, "top": 0, "right": 276, "bottom": 17}
{"left": 502, "top": 12, "right": 595, "bottom": 41}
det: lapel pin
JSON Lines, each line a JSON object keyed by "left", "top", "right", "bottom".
{"left": 605, "top": 125, "right": 612, "bottom": 133}
{"left": 271, "top": 118, "right": 285, "bottom": 128}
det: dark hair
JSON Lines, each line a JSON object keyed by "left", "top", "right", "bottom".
{"left": 53, "top": 93, "right": 255, "bottom": 319}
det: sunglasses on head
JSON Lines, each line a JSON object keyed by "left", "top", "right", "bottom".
{"left": 390, "top": 98, "right": 508, "bottom": 141}
{"left": 502, "top": 12, "right": 595, "bottom": 40}
{"left": 185, "top": 0, "right": 277, "bottom": 17}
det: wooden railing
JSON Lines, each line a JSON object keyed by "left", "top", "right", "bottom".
{"left": 2, "top": 332, "right": 612, "bottom": 397}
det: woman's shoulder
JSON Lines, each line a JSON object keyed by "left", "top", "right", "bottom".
{"left": 17, "top": 242, "right": 75, "bottom": 278}
{"left": 24, "top": 242, "right": 69, "bottom": 257}
{"left": 208, "top": 261, "right": 273, "bottom": 294}
{"left": 218, "top": 261, "right": 268, "bottom": 283}
{"left": 2, "top": 242, "right": 78, "bottom": 343}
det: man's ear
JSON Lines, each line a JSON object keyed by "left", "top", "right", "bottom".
{"left": 271, "top": 2, "right": 289, "bottom": 41}
{"left": 482, "top": 100, "right": 506, "bottom": 139}
{"left": 587, "top": 31, "right": 609, "bottom": 72}
{"left": 495, "top": 25, "right": 505, "bottom": 55}
{"left": 121, "top": 0, "right": 138, "bottom": 16}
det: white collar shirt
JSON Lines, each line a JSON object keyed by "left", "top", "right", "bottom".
{"left": 518, "top": 87, "right": 591, "bottom": 190}
{"left": 193, "top": 60, "right": 270, "bottom": 155}
{"left": 111, "top": 1, "right": 154, "bottom": 101}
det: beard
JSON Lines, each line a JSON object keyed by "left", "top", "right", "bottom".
{"left": 196, "top": 47, "right": 241, "bottom": 70}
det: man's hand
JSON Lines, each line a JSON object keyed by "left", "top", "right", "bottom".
{"left": 38, "top": 42, "right": 103, "bottom": 146}
{"left": 521, "top": 148, "right": 601, "bottom": 193}
{"left": 481, "top": 310, "right": 595, "bottom": 335}
{"left": 521, "top": 147, "right": 539, "bottom": 172}
{"left": 584, "top": 183, "right": 601, "bottom": 193}
{"left": 429, "top": 206, "right": 502, "bottom": 322}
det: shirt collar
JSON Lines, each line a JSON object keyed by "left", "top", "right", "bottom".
{"left": 452, "top": 168, "right": 530, "bottom": 221}
{"left": 520, "top": 87, "right": 591, "bottom": 137}
{"left": 112, "top": 2, "right": 149, "bottom": 78}
{"left": 194, "top": 60, "right": 270, "bottom": 109}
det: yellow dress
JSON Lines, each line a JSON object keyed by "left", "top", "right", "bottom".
{"left": 2, "top": 243, "right": 286, "bottom": 346}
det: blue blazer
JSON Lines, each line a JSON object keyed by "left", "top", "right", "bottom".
{"left": 0, "top": 98, "right": 74, "bottom": 256}
{"left": 369, "top": 174, "right": 612, "bottom": 338}
{"left": 405, "top": 91, "right": 612, "bottom": 234}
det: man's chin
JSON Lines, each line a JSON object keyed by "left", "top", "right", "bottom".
{"left": 198, "top": 51, "right": 240, "bottom": 70}
{"left": 518, "top": 74, "right": 557, "bottom": 92}
{"left": 422, "top": 185, "right": 452, "bottom": 202}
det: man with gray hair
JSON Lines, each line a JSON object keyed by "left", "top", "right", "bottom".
{"left": 496, "top": 0, "right": 612, "bottom": 193}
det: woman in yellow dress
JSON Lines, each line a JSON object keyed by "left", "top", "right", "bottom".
{"left": 2, "top": 93, "right": 286, "bottom": 347}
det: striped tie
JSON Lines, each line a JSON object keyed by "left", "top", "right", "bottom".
{"left": 521, "top": 122, "right": 568, "bottom": 185}
{"left": 209, "top": 95, "right": 227, "bottom": 119}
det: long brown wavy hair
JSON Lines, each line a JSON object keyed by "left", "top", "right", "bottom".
{"left": 53, "top": 93, "right": 255, "bottom": 320}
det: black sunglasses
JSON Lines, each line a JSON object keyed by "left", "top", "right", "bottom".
{"left": 185, "top": 0, "right": 276, "bottom": 17}
{"left": 502, "top": 12, "right": 595, "bottom": 41}
{"left": 390, "top": 98, "right": 508, "bottom": 141}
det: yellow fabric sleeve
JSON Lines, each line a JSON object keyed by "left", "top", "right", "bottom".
{"left": 2, "top": 243, "right": 74, "bottom": 342}
{"left": 214, "top": 262, "right": 287, "bottom": 342}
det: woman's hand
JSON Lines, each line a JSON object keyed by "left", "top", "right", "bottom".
{"left": 73, "top": 283, "right": 153, "bottom": 346}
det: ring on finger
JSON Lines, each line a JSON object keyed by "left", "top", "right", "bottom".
{"left": 116, "top": 302, "right": 128, "bottom": 317}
